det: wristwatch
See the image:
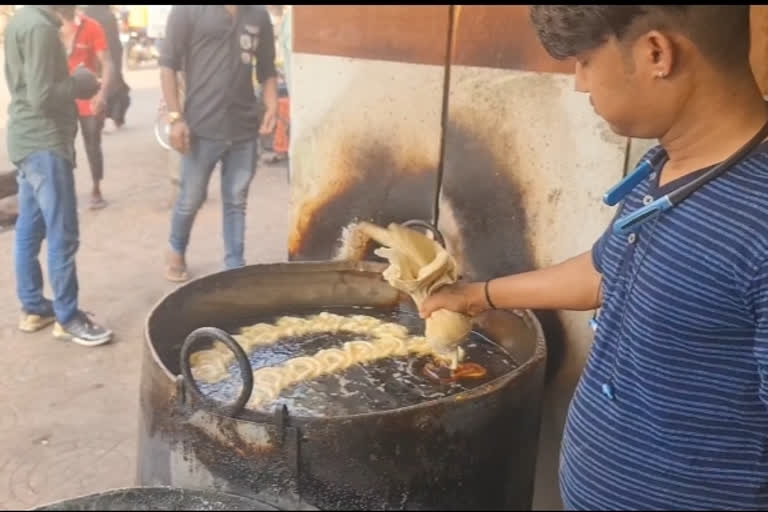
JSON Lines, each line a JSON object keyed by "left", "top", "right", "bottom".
{"left": 167, "top": 111, "right": 183, "bottom": 124}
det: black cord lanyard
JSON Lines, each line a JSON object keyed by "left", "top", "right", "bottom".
{"left": 605, "top": 116, "right": 768, "bottom": 236}
{"left": 592, "top": 115, "right": 768, "bottom": 400}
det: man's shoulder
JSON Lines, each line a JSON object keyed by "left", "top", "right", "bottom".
{"left": 703, "top": 146, "right": 768, "bottom": 261}
{"left": 712, "top": 150, "right": 768, "bottom": 238}
{"left": 7, "top": 6, "right": 55, "bottom": 35}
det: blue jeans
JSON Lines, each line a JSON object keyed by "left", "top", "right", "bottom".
{"left": 14, "top": 151, "right": 80, "bottom": 324}
{"left": 169, "top": 136, "right": 258, "bottom": 269}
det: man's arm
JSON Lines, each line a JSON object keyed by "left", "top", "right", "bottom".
{"left": 256, "top": 9, "right": 278, "bottom": 135}
{"left": 159, "top": 5, "right": 191, "bottom": 153}
{"left": 160, "top": 68, "right": 182, "bottom": 115}
{"left": 158, "top": 5, "right": 189, "bottom": 113}
{"left": 420, "top": 203, "right": 622, "bottom": 319}
{"left": 90, "top": 21, "right": 112, "bottom": 116}
{"left": 24, "top": 24, "right": 75, "bottom": 115}
{"left": 94, "top": 50, "right": 112, "bottom": 111}
{"left": 420, "top": 251, "right": 603, "bottom": 318}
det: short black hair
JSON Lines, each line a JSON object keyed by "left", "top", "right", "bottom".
{"left": 529, "top": 5, "right": 750, "bottom": 71}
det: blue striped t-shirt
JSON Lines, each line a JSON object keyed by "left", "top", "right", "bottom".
{"left": 560, "top": 143, "right": 768, "bottom": 510}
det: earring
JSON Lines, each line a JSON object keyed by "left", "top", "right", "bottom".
{"left": 655, "top": 71, "right": 667, "bottom": 79}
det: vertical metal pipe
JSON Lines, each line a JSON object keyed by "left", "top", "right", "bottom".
{"left": 432, "top": 5, "right": 460, "bottom": 226}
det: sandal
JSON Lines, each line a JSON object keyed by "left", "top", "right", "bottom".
{"left": 266, "top": 153, "right": 288, "bottom": 164}
{"left": 89, "top": 197, "right": 108, "bottom": 210}
{"left": 165, "top": 266, "right": 189, "bottom": 283}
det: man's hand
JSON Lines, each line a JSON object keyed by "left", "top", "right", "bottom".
{"left": 91, "top": 92, "right": 106, "bottom": 117}
{"left": 420, "top": 282, "right": 488, "bottom": 319}
{"left": 259, "top": 108, "right": 277, "bottom": 135}
{"left": 95, "top": 48, "right": 112, "bottom": 118}
{"left": 259, "top": 75, "right": 278, "bottom": 135}
{"left": 421, "top": 251, "right": 604, "bottom": 319}
{"left": 170, "top": 120, "right": 191, "bottom": 154}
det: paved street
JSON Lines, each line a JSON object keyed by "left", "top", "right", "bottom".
{"left": 0, "top": 61, "right": 290, "bottom": 509}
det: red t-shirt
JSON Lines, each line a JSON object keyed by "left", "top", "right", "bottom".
{"left": 67, "top": 15, "right": 108, "bottom": 117}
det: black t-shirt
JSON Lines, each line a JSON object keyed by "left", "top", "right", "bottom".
{"left": 84, "top": 5, "right": 122, "bottom": 64}
{"left": 159, "top": 5, "right": 276, "bottom": 142}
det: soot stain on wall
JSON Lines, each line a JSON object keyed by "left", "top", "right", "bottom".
{"left": 288, "top": 117, "right": 565, "bottom": 378}
{"left": 440, "top": 120, "right": 565, "bottom": 380}
{"left": 290, "top": 144, "right": 437, "bottom": 261}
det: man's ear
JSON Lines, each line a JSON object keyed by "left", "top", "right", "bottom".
{"left": 635, "top": 29, "right": 677, "bottom": 79}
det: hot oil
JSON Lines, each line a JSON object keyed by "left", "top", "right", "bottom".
{"left": 195, "top": 306, "right": 519, "bottom": 417}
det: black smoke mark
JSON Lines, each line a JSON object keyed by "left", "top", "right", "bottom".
{"left": 440, "top": 120, "right": 566, "bottom": 381}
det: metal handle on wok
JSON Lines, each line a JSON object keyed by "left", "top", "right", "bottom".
{"left": 402, "top": 219, "right": 446, "bottom": 248}
{"left": 179, "top": 327, "right": 254, "bottom": 417}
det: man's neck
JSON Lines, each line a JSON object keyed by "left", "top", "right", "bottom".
{"left": 658, "top": 71, "right": 768, "bottom": 184}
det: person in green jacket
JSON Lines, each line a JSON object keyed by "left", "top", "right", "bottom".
{"left": 4, "top": 5, "right": 113, "bottom": 346}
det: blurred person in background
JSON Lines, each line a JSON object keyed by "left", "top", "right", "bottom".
{"left": 274, "top": 5, "right": 292, "bottom": 165}
{"left": 60, "top": 6, "right": 112, "bottom": 209}
{"left": 262, "top": 5, "right": 290, "bottom": 165}
{"left": 160, "top": 5, "right": 277, "bottom": 281}
{"left": 4, "top": 5, "right": 113, "bottom": 346}
{"left": 84, "top": 4, "right": 131, "bottom": 133}
{"left": 281, "top": 5, "right": 292, "bottom": 93}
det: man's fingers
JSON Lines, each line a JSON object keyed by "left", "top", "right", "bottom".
{"left": 172, "top": 136, "right": 186, "bottom": 154}
{"left": 259, "top": 113, "right": 277, "bottom": 135}
{"left": 171, "top": 125, "right": 191, "bottom": 154}
{"left": 419, "top": 297, "right": 438, "bottom": 319}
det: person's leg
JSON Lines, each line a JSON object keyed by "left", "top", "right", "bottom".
{"left": 167, "top": 146, "right": 182, "bottom": 210}
{"left": 27, "top": 151, "right": 112, "bottom": 345}
{"left": 14, "top": 154, "right": 54, "bottom": 332}
{"left": 79, "top": 115, "right": 106, "bottom": 207}
{"left": 220, "top": 137, "right": 259, "bottom": 269}
{"left": 116, "top": 83, "right": 131, "bottom": 127}
{"left": 167, "top": 137, "right": 223, "bottom": 280}
{"left": 30, "top": 151, "right": 80, "bottom": 325}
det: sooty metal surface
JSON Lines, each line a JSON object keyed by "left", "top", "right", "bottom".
{"left": 31, "top": 486, "right": 276, "bottom": 511}
{"left": 139, "top": 261, "right": 548, "bottom": 511}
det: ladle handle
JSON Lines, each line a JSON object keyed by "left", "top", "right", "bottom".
{"left": 179, "top": 327, "right": 254, "bottom": 417}
{"left": 402, "top": 219, "right": 446, "bottom": 248}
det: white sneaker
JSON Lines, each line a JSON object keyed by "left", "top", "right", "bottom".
{"left": 103, "top": 119, "right": 118, "bottom": 135}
